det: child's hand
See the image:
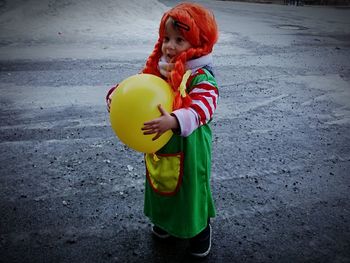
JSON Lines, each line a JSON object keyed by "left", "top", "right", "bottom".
{"left": 142, "top": 104, "right": 179, "bottom": 141}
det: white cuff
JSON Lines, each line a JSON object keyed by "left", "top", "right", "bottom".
{"left": 172, "top": 108, "right": 200, "bottom": 137}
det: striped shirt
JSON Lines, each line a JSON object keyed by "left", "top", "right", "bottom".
{"left": 172, "top": 68, "right": 218, "bottom": 137}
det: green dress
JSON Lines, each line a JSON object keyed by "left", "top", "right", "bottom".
{"left": 144, "top": 68, "right": 217, "bottom": 239}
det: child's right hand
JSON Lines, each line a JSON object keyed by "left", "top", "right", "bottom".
{"left": 141, "top": 104, "right": 179, "bottom": 141}
{"left": 106, "top": 85, "right": 118, "bottom": 112}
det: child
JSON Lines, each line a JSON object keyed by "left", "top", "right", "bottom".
{"left": 107, "top": 2, "right": 219, "bottom": 258}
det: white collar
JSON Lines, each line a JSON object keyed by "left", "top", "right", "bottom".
{"left": 159, "top": 53, "right": 213, "bottom": 73}
{"left": 186, "top": 53, "right": 213, "bottom": 72}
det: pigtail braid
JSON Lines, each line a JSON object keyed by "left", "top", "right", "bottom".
{"left": 142, "top": 39, "right": 162, "bottom": 76}
{"left": 171, "top": 48, "right": 206, "bottom": 109}
{"left": 169, "top": 51, "right": 187, "bottom": 109}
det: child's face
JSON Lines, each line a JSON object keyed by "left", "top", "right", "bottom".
{"left": 161, "top": 18, "right": 192, "bottom": 63}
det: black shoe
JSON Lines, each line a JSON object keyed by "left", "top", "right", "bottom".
{"left": 189, "top": 223, "right": 212, "bottom": 258}
{"left": 152, "top": 225, "right": 171, "bottom": 239}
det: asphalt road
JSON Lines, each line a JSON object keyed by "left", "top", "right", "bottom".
{"left": 1, "top": 1, "right": 350, "bottom": 262}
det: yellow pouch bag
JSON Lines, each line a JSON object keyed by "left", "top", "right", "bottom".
{"left": 145, "top": 152, "right": 184, "bottom": 196}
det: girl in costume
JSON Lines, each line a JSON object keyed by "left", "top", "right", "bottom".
{"left": 107, "top": 2, "right": 219, "bottom": 258}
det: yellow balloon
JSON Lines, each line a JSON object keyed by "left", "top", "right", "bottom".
{"left": 110, "top": 74, "right": 174, "bottom": 153}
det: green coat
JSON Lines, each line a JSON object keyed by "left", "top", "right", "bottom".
{"left": 144, "top": 68, "right": 217, "bottom": 238}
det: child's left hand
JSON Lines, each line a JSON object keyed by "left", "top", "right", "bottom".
{"left": 142, "top": 104, "right": 179, "bottom": 141}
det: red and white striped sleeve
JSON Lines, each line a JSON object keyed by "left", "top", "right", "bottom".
{"left": 172, "top": 69, "right": 218, "bottom": 137}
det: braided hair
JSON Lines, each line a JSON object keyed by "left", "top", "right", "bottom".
{"left": 142, "top": 3, "right": 218, "bottom": 110}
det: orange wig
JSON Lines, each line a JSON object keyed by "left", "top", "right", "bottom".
{"left": 142, "top": 2, "right": 219, "bottom": 110}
